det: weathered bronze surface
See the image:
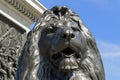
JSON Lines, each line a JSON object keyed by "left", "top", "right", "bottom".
{"left": 16, "top": 6, "right": 105, "bottom": 80}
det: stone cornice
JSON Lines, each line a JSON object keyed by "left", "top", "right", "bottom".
{"left": 0, "top": 0, "right": 46, "bottom": 33}
{"left": 5, "top": 0, "right": 46, "bottom": 21}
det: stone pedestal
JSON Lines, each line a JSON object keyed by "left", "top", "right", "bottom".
{"left": 0, "top": 0, "right": 46, "bottom": 79}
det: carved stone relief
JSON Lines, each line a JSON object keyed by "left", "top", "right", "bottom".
{"left": 0, "top": 15, "right": 26, "bottom": 80}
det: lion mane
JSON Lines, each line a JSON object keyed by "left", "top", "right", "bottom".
{"left": 15, "top": 6, "right": 105, "bottom": 80}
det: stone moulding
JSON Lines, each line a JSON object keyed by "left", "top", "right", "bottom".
{"left": 5, "top": 0, "right": 37, "bottom": 21}
{"left": 1, "top": 0, "right": 46, "bottom": 33}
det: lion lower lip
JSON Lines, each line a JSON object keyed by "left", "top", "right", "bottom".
{"left": 60, "top": 65, "right": 78, "bottom": 70}
{"left": 59, "top": 58, "right": 78, "bottom": 70}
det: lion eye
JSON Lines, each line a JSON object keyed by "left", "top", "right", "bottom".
{"left": 45, "top": 24, "right": 58, "bottom": 34}
{"left": 71, "top": 27, "right": 80, "bottom": 31}
{"left": 46, "top": 26, "right": 54, "bottom": 33}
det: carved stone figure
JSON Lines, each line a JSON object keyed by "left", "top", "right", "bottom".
{"left": 0, "top": 15, "right": 25, "bottom": 80}
{"left": 16, "top": 6, "right": 105, "bottom": 80}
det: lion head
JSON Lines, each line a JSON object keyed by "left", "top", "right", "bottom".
{"left": 16, "top": 6, "right": 105, "bottom": 80}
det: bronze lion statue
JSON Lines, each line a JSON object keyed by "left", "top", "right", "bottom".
{"left": 15, "top": 6, "right": 105, "bottom": 80}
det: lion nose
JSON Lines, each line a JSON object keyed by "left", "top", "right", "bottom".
{"left": 61, "top": 28, "right": 75, "bottom": 40}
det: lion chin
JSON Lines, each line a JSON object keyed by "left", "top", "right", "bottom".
{"left": 16, "top": 6, "right": 105, "bottom": 80}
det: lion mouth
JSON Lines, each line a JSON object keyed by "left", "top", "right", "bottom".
{"left": 62, "top": 47, "right": 75, "bottom": 57}
{"left": 52, "top": 47, "right": 80, "bottom": 60}
{"left": 51, "top": 47, "right": 80, "bottom": 71}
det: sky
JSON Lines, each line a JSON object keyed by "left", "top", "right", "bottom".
{"left": 30, "top": 0, "right": 120, "bottom": 80}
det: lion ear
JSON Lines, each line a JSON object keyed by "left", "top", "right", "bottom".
{"left": 16, "top": 22, "right": 42, "bottom": 80}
